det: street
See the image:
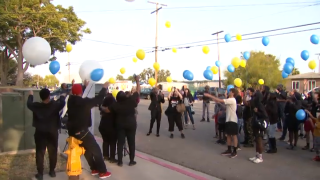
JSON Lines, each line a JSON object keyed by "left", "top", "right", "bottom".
{"left": 93, "top": 99, "right": 320, "bottom": 180}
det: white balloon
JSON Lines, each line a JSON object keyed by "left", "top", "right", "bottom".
{"left": 22, "top": 37, "right": 51, "bottom": 65}
{"left": 79, "top": 60, "right": 102, "bottom": 81}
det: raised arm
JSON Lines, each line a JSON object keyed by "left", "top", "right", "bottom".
{"left": 135, "top": 75, "right": 141, "bottom": 94}
{"left": 26, "top": 90, "right": 35, "bottom": 111}
{"left": 204, "top": 93, "right": 224, "bottom": 103}
{"left": 84, "top": 81, "right": 109, "bottom": 108}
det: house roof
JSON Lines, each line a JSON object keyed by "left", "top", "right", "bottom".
{"left": 287, "top": 72, "right": 320, "bottom": 79}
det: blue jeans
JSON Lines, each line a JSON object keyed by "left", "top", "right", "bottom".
{"left": 184, "top": 106, "right": 195, "bottom": 124}
{"left": 237, "top": 118, "right": 243, "bottom": 147}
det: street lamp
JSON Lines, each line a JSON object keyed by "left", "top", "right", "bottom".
{"left": 212, "top": 31, "right": 224, "bottom": 88}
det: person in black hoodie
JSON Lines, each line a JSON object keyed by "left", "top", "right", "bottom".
{"left": 249, "top": 90, "right": 268, "bottom": 164}
{"left": 99, "top": 93, "right": 117, "bottom": 163}
{"left": 27, "top": 89, "right": 66, "bottom": 180}
{"left": 67, "top": 82, "right": 111, "bottom": 179}
{"left": 276, "top": 84, "right": 287, "bottom": 134}
{"left": 286, "top": 91, "right": 303, "bottom": 150}
{"left": 101, "top": 75, "right": 141, "bottom": 167}
{"left": 242, "top": 88, "right": 255, "bottom": 147}
{"left": 265, "top": 92, "right": 279, "bottom": 153}
{"left": 147, "top": 86, "right": 165, "bottom": 137}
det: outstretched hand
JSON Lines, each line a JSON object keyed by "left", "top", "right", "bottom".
{"left": 29, "top": 90, "right": 33, "bottom": 95}
{"left": 204, "top": 93, "right": 210, "bottom": 97}
{"left": 135, "top": 75, "right": 140, "bottom": 82}
{"left": 103, "top": 81, "right": 110, "bottom": 88}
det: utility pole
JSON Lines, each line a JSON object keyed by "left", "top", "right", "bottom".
{"left": 212, "top": 31, "right": 224, "bottom": 88}
{"left": 148, "top": 1, "right": 167, "bottom": 85}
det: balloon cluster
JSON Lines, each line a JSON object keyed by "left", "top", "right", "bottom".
{"left": 79, "top": 60, "right": 104, "bottom": 82}
{"left": 282, "top": 57, "right": 295, "bottom": 78}
{"left": 183, "top": 70, "right": 194, "bottom": 81}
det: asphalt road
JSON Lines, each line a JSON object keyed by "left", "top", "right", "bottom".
{"left": 93, "top": 99, "right": 320, "bottom": 180}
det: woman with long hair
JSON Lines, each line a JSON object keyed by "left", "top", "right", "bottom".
{"left": 166, "top": 88, "right": 185, "bottom": 138}
{"left": 99, "top": 92, "right": 117, "bottom": 163}
{"left": 183, "top": 88, "right": 195, "bottom": 130}
{"left": 101, "top": 76, "right": 141, "bottom": 167}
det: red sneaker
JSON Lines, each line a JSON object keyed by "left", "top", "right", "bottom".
{"left": 99, "top": 172, "right": 111, "bottom": 179}
{"left": 91, "top": 170, "right": 99, "bottom": 175}
{"left": 313, "top": 156, "right": 320, "bottom": 161}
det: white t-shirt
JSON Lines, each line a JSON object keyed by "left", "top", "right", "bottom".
{"left": 223, "top": 98, "right": 237, "bottom": 123}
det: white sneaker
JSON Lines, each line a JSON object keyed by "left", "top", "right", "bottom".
{"left": 249, "top": 156, "right": 257, "bottom": 161}
{"left": 253, "top": 158, "right": 263, "bottom": 163}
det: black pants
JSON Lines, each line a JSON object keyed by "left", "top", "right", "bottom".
{"left": 117, "top": 125, "right": 136, "bottom": 163}
{"left": 149, "top": 109, "right": 162, "bottom": 134}
{"left": 99, "top": 127, "right": 117, "bottom": 160}
{"left": 244, "top": 117, "right": 254, "bottom": 144}
{"left": 168, "top": 113, "right": 183, "bottom": 132}
{"left": 71, "top": 129, "right": 107, "bottom": 173}
{"left": 34, "top": 129, "right": 58, "bottom": 175}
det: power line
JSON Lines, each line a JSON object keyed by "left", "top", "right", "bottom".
{"left": 69, "top": 27, "right": 320, "bottom": 65}
{"left": 0, "top": 1, "right": 318, "bottom": 14}
{"left": 81, "top": 38, "right": 154, "bottom": 48}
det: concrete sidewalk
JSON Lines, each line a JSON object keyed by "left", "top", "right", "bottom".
{"left": 35, "top": 133, "right": 219, "bottom": 180}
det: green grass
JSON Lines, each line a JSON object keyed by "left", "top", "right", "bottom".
{"left": 0, "top": 153, "right": 67, "bottom": 180}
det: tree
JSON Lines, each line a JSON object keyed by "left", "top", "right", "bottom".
{"left": 0, "top": 0, "right": 91, "bottom": 86}
{"left": 224, "top": 51, "right": 284, "bottom": 89}
{"left": 127, "top": 75, "right": 135, "bottom": 82}
{"left": 116, "top": 74, "right": 124, "bottom": 80}
{"left": 43, "top": 75, "right": 59, "bottom": 87}
{"left": 139, "top": 68, "right": 171, "bottom": 82}
{"left": 292, "top": 68, "right": 300, "bottom": 75}
{"left": 0, "top": 49, "right": 17, "bottom": 85}
{"left": 23, "top": 72, "right": 33, "bottom": 86}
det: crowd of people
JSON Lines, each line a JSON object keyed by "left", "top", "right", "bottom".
{"left": 207, "top": 81, "right": 320, "bottom": 163}
{"left": 27, "top": 76, "right": 142, "bottom": 180}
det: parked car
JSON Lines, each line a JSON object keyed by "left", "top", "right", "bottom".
{"left": 140, "top": 88, "right": 152, "bottom": 99}
{"left": 196, "top": 87, "right": 226, "bottom": 100}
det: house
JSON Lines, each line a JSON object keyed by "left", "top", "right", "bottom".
{"left": 285, "top": 72, "right": 320, "bottom": 92}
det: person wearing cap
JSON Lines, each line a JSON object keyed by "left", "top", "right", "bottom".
{"left": 67, "top": 81, "right": 111, "bottom": 179}
{"left": 27, "top": 89, "right": 66, "bottom": 180}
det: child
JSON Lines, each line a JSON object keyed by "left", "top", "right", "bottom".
{"left": 216, "top": 105, "right": 226, "bottom": 145}
{"left": 305, "top": 110, "right": 320, "bottom": 161}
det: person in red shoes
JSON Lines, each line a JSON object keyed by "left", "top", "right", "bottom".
{"left": 305, "top": 110, "right": 320, "bottom": 161}
{"left": 67, "top": 81, "right": 111, "bottom": 179}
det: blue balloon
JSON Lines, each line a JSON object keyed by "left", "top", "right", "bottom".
{"left": 49, "top": 61, "right": 60, "bottom": 75}
{"left": 262, "top": 36, "right": 270, "bottom": 46}
{"left": 310, "top": 34, "right": 319, "bottom": 45}
{"left": 224, "top": 34, "right": 231, "bottom": 42}
{"left": 90, "top": 68, "right": 104, "bottom": 81}
{"left": 301, "top": 50, "right": 309, "bottom": 61}
{"left": 215, "top": 61, "right": 221, "bottom": 67}
{"left": 282, "top": 71, "right": 289, "bottom": 79}
{"left": 285, "top": 57, "right": 295, "bottom": 66}
{"left": 296, "top": 109, "right": 306, "bottom": 121}
{"left": 183, "top": 70, "right": 190, "bottom": 79}
{"left": 227, "top": 85, "right": 234, "bottom": 93}
{"left": 243, "top": 51, "right": 250, "bottom": 60}
{"left": 206, "top": 66, "right": 211, "bottom": 70}
{"left": 203, "top": 69, "right": 213, "bottom": 80}
{"left": 185, "top": 71, "right": 194, "bottom": 81}
{"left": 227, "top": 64, "right": 235, "bottom": 73}
{"left": 283, "top": 63, "right": 294, "bottom": 74}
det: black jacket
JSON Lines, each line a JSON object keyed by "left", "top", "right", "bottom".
{"left": 67, "top": 88, "right": 106, "bottom": 135}
{"left": 285, "top": 92, "right": 302, "bottom": 122}
{"left": 27, "top": 95, "right": 65, "bottom": 132}
{"left": 266, "top": 98, "right": 278, "bottom": 124}
{"left": 99, "top": 94, "right": 116, "bottom": 130}
{"left": 253, "top": 91, "right": 268, "bottom": 120}
{"left": 148, "top": 92, "right": 165, "bottom": 111}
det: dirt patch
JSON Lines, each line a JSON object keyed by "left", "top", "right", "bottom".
{"left": 0, "top": 153, "right": 67, "bottom": 180}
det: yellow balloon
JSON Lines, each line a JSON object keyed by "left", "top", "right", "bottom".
{"left": 234, "top": 78, "right": 242, "bottom": 87}
{"left": 236, "top": 34, "right": 242, "bottom": 41}
{"left": 258, "top": 79, "right": 264, "bottom": 85}
{"left": 136, "top": 49, "right": 145, "bottom": 60}
{"left": 66, "top": 44, "right": 72, "bottom": 53}
{"left": 120, "top": 67, "right": 126, "bottom": 74}
{"left": 231, "top": 57, "right": 241, "bottom": 68}
{"left": 308, "top": 60, "right": 316, "bottom": 70}
{"left": 165, "top": 21, "right": 171, "bottom": 28}
{"left": 109, "top": 77, "right": 116, "bottom": 84}
{"left": 210, "top": 66, "right": 219, "bottom": 74}
{"left": 112, "top": 90, "right": 119, "bottom": 98}
{"left": 148, "top": 78, "right": 156, "bottom": 86}
{"left": 172, "top": 48, "right": 177, "bottom": 53}
{"left": 153, "top": 62, "right": 160, "bottom": 71}
{"left": 202, "top": 46, "right": 210, "bottom": 54}
{"left": 133, "top": 57, "right": 138, "bottom": 63}
{"left": 240, "top": 60, "right": 246, "bottom": 68}
{"left": 168, "top": 87, "right": 172, "bottom": 92}
{"left": 166, "top": 76, "right": 172, "bottom": 82}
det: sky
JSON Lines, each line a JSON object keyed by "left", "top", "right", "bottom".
{"left": 28, "top": 0, "right": 320, "bottom": 84}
